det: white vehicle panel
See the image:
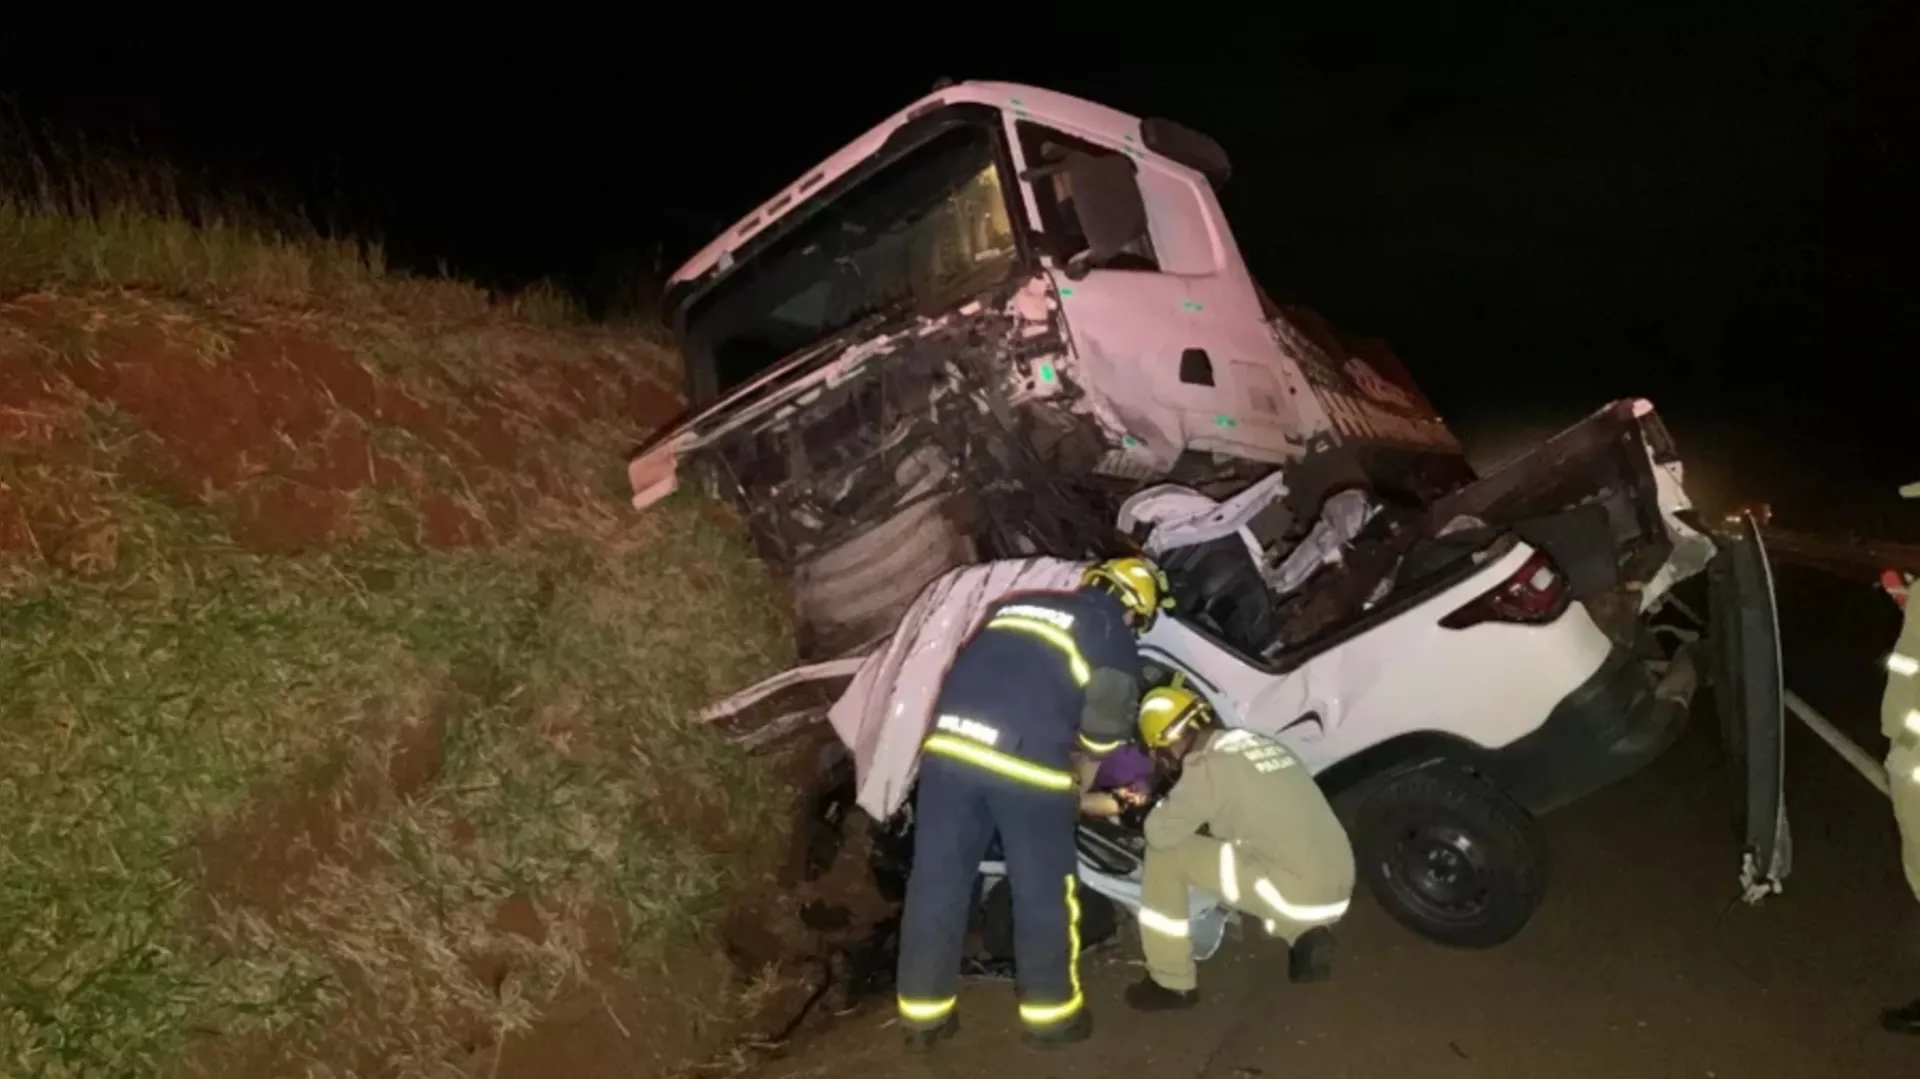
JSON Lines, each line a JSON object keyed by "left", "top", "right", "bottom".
{"left": 1137, "top": 542, "right": 1615, "bottom": 774}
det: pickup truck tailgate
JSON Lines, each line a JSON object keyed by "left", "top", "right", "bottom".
{"left": 1433, "top": 400, "right": 1790, "bottom": 900}
{"left": 1430, "top": 398, "right": 1716, "bottom": 615}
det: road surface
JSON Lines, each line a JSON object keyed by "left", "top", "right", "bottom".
{"left": 749, "top": 564, "right": 1917, "bottom": 1079}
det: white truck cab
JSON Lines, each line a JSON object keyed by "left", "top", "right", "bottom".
{"left": 633, "top": 80, "right": 1476, "bottom": 654}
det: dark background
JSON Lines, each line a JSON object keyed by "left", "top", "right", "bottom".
{"left": 3, "top": 5, "right": 1913, "bottom": 528}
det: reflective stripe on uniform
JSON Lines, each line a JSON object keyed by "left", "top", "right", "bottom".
{"left": 1210, "top": 729, "right": 1259, "bottom": 752}
{"left": 922, "top": 733, "right": 1076, "bottom": 791}
{"left": 998, "top": 603, "right": 1077, "bottom": 630}
{"left": 1218, "top": 842, "right": 1241, "bottom": 904}
{"left": 1077, "top": 732, "right": 1125, "bottom": 754}
{"left": 1253, "top": 877, "right": 1351, "bottom": 923}
{"left": 1889, "top": 652, "right": 1919, "bottom": 678}
{"left": 1908, "top": 708, "right": 1920, "bottom": 737}
{"left": 897, "top": 994, "right": 956, "bottom": 1023}
{"left": 1018, "top": 874, "right": 1085, "bottom": 1028}
{"left": 1137, "top": 905, "right": 1190, "bottom": 938}
{"left": 984, "top": 614, "right": 1092, "bottom": 686}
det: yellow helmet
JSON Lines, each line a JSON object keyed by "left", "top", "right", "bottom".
{"left": 1138, "top": 685, "right": 1214, "bottom": 749}
{"left": 1081, "top": 556, "right": 1174, "bottom": 630}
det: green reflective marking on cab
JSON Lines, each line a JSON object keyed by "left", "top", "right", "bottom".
{"left": 1214, "top": 415, "right": 1237, "bottom": 429}
{"left": 1058, "top": 287, "right": 1074, "bottom": 297}
{"left": 1182, "top": 299, "right": 1204, "bottom": 312}
{"left": 1122, "top": 434, "right": 1141, "bottom": 448}
{"left": 1039, "top": 363, "right": 1057, "bottom": 383}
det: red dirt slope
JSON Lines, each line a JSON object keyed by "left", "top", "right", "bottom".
{"left": 0, "top": 287, "right": 874, "bottom": 1079}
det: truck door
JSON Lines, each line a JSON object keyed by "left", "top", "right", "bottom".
{"left": 1003, "top": 117, "right": 1312, "bottom": 473}
{"left": 1706, "top": 513, "right": 1791, "bottom": 900}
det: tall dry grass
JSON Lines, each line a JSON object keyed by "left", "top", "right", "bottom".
{"left": 0, "top": 129, "right": 785, "bottom": 1078}
{"left": 0, "top": 117, "right": 587, "bottom": 324}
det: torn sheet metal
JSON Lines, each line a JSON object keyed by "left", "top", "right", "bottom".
{"left": 1117, "top": 484, "right": 1225, "bottom": 549}
{"left": 828, "top": 557, "right": 1087, "bottom": 819}
{"left": 693, "top": 657, "right": 868, "bottom": 724}
{"left": 1119, "top": 471, "right": 1291, "bottom": 566}
{"left": 1120, "top": 472, "right": 1382, "bottom": 605}
{"left": 1638, "top": 448, "right": 1717, "bottom": 613}
{"left": 1268, "top": 487, "right": 1378, "bottom": 596}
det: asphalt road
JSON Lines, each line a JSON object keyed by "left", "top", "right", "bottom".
{"left": 753, "top": 563, "right": 1917, "bottom": 1079}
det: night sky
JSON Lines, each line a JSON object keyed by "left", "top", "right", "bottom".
{"left": 5, "top": 5, "right": 1913, "bottom": 525}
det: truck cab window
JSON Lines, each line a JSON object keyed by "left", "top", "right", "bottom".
{"left": 1016, "top": 121, "right": 1159, "bottom": 272}
{"left": 681, "top": 122, "right": 1018, "bottom": 406}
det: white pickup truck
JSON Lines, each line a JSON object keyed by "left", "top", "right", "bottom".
{"left": 639, "top": 80, "right": 1790, "bottom": 949}
{"left": 823, "top": 494, "right": 1784, "bottom": 952}
{"left": 1120, "top": 474, "right": 1787, "bottom": 946}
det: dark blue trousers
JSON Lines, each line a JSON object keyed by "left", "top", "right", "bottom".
{"left": 895, "top": 753, "right": 1083, "bottom": 1031}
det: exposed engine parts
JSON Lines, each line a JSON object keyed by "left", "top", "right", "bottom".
{"left": 682, "top": 291, "right": 1121, "bottom": 568}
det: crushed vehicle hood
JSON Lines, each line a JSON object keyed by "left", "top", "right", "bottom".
{"left": 625, "top": 323, "right": 885, "bottom": 511}
{"left": 627, "top": 294, "right": 1042, "bottom": 514}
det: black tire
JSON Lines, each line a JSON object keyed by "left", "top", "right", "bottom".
{"left": 1352, "top": 765, "right": 1548, "bottom": 949}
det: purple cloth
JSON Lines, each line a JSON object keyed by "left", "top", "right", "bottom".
{"left": 1094, "top": 745, "right": 1154, "bottom": 793}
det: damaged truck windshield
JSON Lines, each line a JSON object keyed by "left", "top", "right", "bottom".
{"left": 680, "top": 120, "right": 1018, "bottom": 407}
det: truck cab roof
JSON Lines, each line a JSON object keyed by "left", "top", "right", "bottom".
{"left": 663, "top": 80, "right": 1230, "bottom": 328}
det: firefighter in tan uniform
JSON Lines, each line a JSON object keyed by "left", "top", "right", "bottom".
{"left": 1122, "top": 686, "right": 1356, "bottom": 1010}
{"left": 1881, "top": 478, "right": 1920, "bottom": 1035}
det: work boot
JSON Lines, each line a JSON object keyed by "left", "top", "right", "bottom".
{"left": 1882, "top": 998, "right": 1920, "bottom": 1036}
{"left": 1022, "top": 1008, "right": 1094, "bottom": 1047}
{"left": 1124, "top": 976, "right": 1199, "bottom": 1012}
{"left": 1288, "top": 926, "right": 1337, "bottom": 984}
{"left": 903, "top": 1013, "right": 958, "bottom": 1053}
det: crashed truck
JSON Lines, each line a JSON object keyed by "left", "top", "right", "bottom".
{"left": 631, "top": 81, "right": 1791, "bottom": 950}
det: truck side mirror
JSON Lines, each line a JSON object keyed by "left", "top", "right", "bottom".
{"left": 1064, "top": 151, "right": 1150, "bottom": 265}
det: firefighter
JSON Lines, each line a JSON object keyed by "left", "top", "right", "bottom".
{"left": 1882, "top": 479, "right": 1920, "bottom": 1035}
{"left": 1124, "top": 685, "right": 1355, "bottom": 1011}
{"left": 895, "top": 557, "right": 1170, "bottom": 1051}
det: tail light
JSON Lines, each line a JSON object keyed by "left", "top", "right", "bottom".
{"left": 1439, "top": 550, "right": 1570, "bottom": 630}
{"left": 1883, "top": 568, "right": 1910, "bottom": 611}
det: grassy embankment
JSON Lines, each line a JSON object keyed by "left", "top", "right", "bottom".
{"left": 0, "top": 141, "right": 800, "bottom": 1077}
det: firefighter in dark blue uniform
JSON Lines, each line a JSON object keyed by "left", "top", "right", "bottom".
{"left": 896, "top": 557, "right": 1171, "bottom": 1051}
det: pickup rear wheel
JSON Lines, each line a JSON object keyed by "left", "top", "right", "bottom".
{"left": 1352, "top": 766, "right": 1547, "bottom": 949}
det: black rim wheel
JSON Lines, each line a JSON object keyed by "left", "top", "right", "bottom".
{"left": 1383, "top": 824, "right": 1493, "bottom": 925}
